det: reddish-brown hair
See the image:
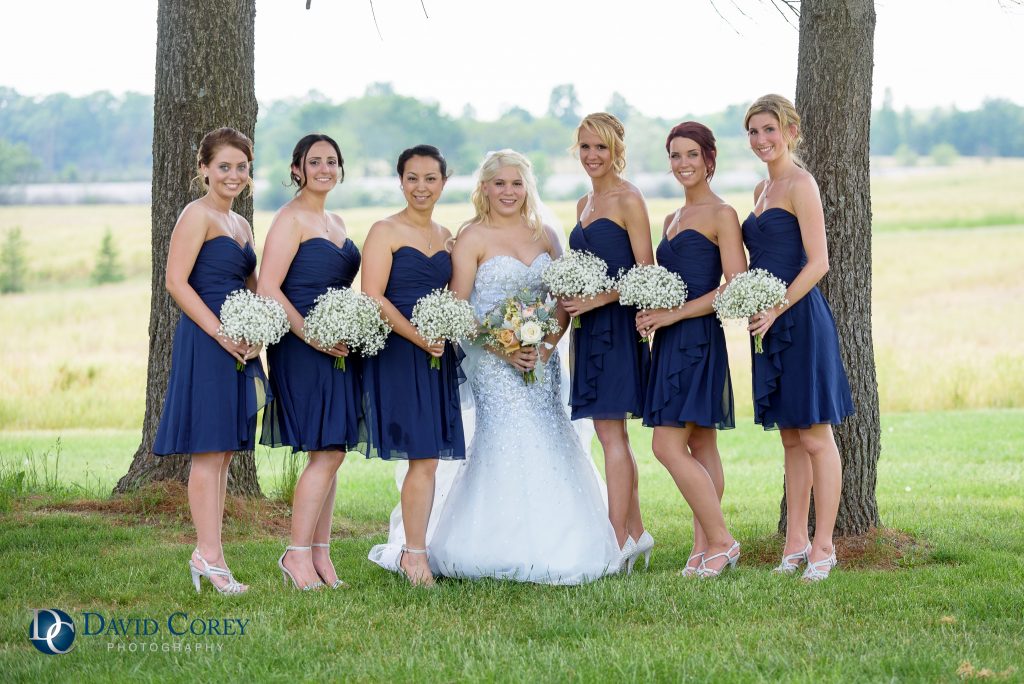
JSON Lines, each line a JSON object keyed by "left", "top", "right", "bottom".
{"left": 665, "top": 121, "right": 717, "bottom": 180}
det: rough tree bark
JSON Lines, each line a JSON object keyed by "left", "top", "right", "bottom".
{"left": 115, "top": 0, "right": 261, "bottom": 496}
{"left": 779, "top": 0, "right": 880, "bottom": 536}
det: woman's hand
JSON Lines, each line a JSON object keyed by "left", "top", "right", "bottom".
{"left": 538, "top": 342, "right": 555, "bottom": 365}
{"left": 216, "top": 332, "right": 258, "bottom": 365}
{"left": 747, "top": 306, "right": 781, "bottom": 338}
{"left": 417, "top": 335, "right": 446, "bottom": 358}
{"left": 308, "top": 339, "right": 349, "bottom": 358}
{"left": 635, "top": 308, "right": 683, "bottom": 339}
{"left": 561, "top": 294, "right": 602, "bottom": 318}
{"left": 501, "top": 346, "right": 538, "bottom": 372}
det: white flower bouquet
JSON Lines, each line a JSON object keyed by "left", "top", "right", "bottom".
{"left": 301, "top": 287, "right": 392, "bottom": 371}
{"left": 409, "top": 288, "right": 477, "bottom": 369}
{"left": 615, "top": 264, "right": 688, "bottom": 342}
{"left": 480, "top": 290, "right": 562, "bottom": 384}
{"left": 218, "top": 289, "right": 290, "bottom": 370}
{"left": 712, "top": 268, "right": 789, "bottom": 353}
{"left": 541, "top": 249, "right": 615, "bottom": 328}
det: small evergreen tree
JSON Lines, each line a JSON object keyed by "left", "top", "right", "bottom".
{"left": 92, "top": 228, "right": 124, "bottom": 284}
{"left": 0, "top": 227, "right": 27, "bottom": 294}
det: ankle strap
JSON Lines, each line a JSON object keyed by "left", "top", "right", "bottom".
{"left": 401, "top": 546, "right": 428, "bottom": 555}
{"left": 311, "top": 542, "right": 330, "bottom": 548}
{"left": 286, "top": 545, "right": 312, "bottom": 551}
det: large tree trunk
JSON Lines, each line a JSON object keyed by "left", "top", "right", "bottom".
{"left": 782, "top": 0, "right": 880, "bottom": 536}
{"left": 115, "top": 0, "right": 261, "bottom": 496}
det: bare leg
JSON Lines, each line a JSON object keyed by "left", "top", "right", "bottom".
{"left": 780, "top": 428, "right": 812, "bottom": 556}
{"left": 594, "top": 419, "right": 644, "bottom": 547}
{"left": 686, "top": 427, "right": 725, "bottom": 570}
{"left": 400, "top": 458, "right": 438, "bottom": 586}
{"left": 312, "top": 463, "right": 343, "bottom": 585}
{"left": 282, "top": 450, "right": 345, "bottom": 589}
{"left": 799, "top": 424, "right": 842, "bottom": 563}
{"left": 652, "top": 426, "right": 735, "bottom": 571}
{"left": 188, "top": 452, "right": 239, "bottom": 590}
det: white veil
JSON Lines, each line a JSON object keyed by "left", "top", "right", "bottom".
{"left": 367, "top": 202, "right": 601, "bottom": 572}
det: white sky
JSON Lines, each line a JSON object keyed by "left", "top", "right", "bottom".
{"left": 2, "top": 0, "right": 1022, "bottom": 119}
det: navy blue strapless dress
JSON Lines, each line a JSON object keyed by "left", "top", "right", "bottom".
{"left": 260, "top": 238, "right": 362, "bottom": 453}
{"left": 357, "top": 247, "right": 465, "bottom": 461}
{"left": 154, "top": 237, "right": 270, "bottom": 455}
{"left": 742, "top": 208, "right": 854, "bottom": 429}
{"left": 643, "top": 230, "right": 734, "bottom": 430}
{"left": 567, "top": 219, "right": 650, "bottom": 420}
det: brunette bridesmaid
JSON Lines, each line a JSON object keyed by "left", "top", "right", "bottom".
{"left": 358, "top": 145, "right": 465, "bottom": 587}
{"left": 154, "top": 127, "right": 268, "bottom": 595}
{"left": 258, "top": 134, "right": 361, "bottom": 590}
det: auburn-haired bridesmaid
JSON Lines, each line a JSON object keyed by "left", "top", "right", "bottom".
{"left": 637, "top": 122, "right": 746, "bottom": 578}
{"left": 154, "top": 127, "right": 268, "bottom": 595}
{"left": 742, "top": 94, "right": 854, "bottom": 581}
{"left": 563, "top": 113, "right": 654, "bottom": 570}
{"left": 258, "top": 134, "right": 361, "bottom": 591}
{"left": 358, "top": 144, "right": 465, "bottom": 587}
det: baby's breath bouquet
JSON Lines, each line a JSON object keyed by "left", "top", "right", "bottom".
{"left": 410, "top": 288, "right": 477, "bottom": 369}
{"left": 712, "top": 268, "right": 789, "bottom": 353}
{"left": 480, "top": 290, "right": 562, "bottom": 384}
{"left": 218, "top": 289, "right": 290, "bottom": 370}
{"left": 301, "top": 288, "right": 392, "bottom": 371}
{"left": 541, "top": 249, "right": 615, "bottom": 328}
{"left": 615, "top": 265, "right": 688, "bottom": 342}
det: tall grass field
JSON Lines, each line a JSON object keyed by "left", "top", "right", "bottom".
{"left": 1, "top": 158, "right": 1022, "bottom": 680}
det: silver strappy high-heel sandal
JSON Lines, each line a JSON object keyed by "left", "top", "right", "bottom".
{"left": 399, "top": 546, "right": 435, "bottom": 587}
{"left": 189, "top": 549, "right": 247, "bottom": 595}
{"left": 801, "top": 550, "right": 837, "bottom": 582}
{"left": 312, "top": 542, "right": 349, "bottom": 589}
{"left": 679, "top": 552, "right": 704, "bottom": 577}
{"left": 278, "top": 545, "right": 325, "bottom": 591}
{"left": 697, "top": 541, "right": 741, "bottom": 578}
{"left": 773, "top": 543, "right": 812, "bottom": 574}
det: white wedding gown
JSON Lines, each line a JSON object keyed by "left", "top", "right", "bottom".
{"left": 368, "top": 253, "right": 621, "bottom": 585}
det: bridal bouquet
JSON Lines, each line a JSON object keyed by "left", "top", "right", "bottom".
{"left": 541, "top": 249, "right": 615, "bottom": 328}
{"left": 615, "top": 264, "right": 688, "bottom": 342}
{"left": 480, "top": 290, "right": 562, "bottom": 384}
{"left": 301, "top": 288, "right": 392, "bottom": 371}
{"left": 410, "top": 288, "right": 477, "bottom": 369}
{"left": 712, "top": 268, "right": 789, "bottom": 354}
{"left": 218, "top": 289, "right": 290, "bottom": 370}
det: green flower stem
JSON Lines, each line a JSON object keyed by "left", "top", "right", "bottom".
{"left": 334, "top": 356, "right": 346, "bottom": 371}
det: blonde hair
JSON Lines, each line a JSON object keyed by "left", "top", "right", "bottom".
{"left": 571, "top": 112, "right": 627, "bottom": 174}
{"left": 461, "top": 149, "right": 544, "bottom": 240}
{"left": 190, "top": 126, "right": 255, "bottom": 198}
{"left": 744, "top": 94, "right": 803, "bottom": 159}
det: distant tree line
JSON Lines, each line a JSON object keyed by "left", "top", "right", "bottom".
{"left": 1, "top": 83, "right": 1021, "bottom": 202}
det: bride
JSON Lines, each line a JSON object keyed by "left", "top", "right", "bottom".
{"left": 369, "top": 149, "right": 621, "bottom": 584}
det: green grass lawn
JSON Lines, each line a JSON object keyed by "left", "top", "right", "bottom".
{"left": 1, "top": 409, "right": 1022, "bottom": 681}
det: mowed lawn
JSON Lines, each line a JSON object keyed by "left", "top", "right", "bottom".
{"left": 0, "top": 410, "right": 1022, "bottom": 680}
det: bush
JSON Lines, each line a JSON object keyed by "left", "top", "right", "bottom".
{"left": 894, "top": 144, "right": 918, "bottom": 167}
{"left": 92, "top": 228, "right": 124, "bottom": 284}
{"left": 0, "top": 227, "right": 27, "bottom": 293}
{"left": 930, "top": 143, "right": 959, "bottom": 167}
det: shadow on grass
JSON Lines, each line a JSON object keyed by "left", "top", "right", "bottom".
{"left": 18, "top": 481, "right": 386, "bottom": 542}
{"left": 742, "top": 526, "right": 937, "bottom": 571}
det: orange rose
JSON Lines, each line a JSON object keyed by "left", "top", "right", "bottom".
{"left": 495, "top": 328, "right": 520, "bottom": 353}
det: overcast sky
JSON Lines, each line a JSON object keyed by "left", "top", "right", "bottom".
{"left": 2, "top": 0, "right": 1022, "bottom": 119}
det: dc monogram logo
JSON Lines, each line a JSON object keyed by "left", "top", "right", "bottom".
{"left": 29, "top": 609, "right": 76, "bottom": 655}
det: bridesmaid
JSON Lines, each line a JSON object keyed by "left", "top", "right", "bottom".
{"left": 636, "top": 122, "right": 746, "bottom": 577}
{"left": 258, "top": 134, "right": 361, "bottom": 590}
{"left": 154, "top": 127, "right": 268, "bottom": 594}
{"left": 358, "top": 144, "right": 465, "bottom": 587}
{"left": 562, "top": 112, "right": 654, "bottom": 569}
{"left": 742, "top": 94, "right": 854, "bottom": 581}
